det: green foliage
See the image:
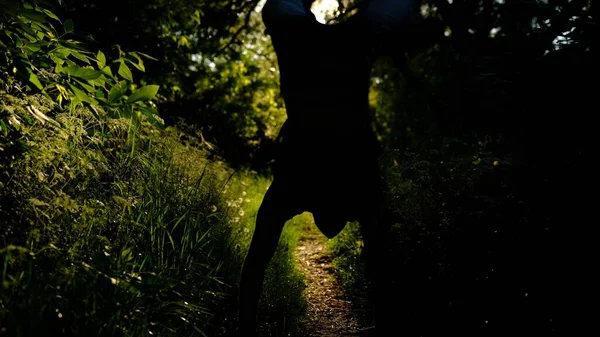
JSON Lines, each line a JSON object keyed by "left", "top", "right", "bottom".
{"left": 0, "top": 97, "right": 305, "bottom": 336}
{"left": 61, "top": 0, "right": 287, "bottom": 169}
{"left": 326, "top": 221, "right": 365, "bottom": 294}
{"left": 0, "top": 0, "right": 162, "bottom": 159}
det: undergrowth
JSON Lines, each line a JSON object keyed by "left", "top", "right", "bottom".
{"left": 0, "top": 88, "right": 305, "bottom": 337}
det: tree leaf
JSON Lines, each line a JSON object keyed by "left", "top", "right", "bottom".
{"left": 29, "top": 74, "right": 43, "bottom": 90}
{"left": 125, "top": 56, "right": 145, "bottom": 72}
{"left": 19, "top": 9, "right": 47, "bottom": 23}
{"left": 30, "top": 21, "right": 52, "bottom": 34}
{"left": 96, "top": 87, "right": 106, "bottom": 97}
{"left": 42, "top": 9, "right": 61, "bottom": 22}
{"left": 108, "top": 81, "right": 128, "bottom": 102}
{"left": 135, "top": 51, "right": 158, "bottom": 61}
{"left": 71, "top": 51, "right": 90, "bottom": 64}
{"left": 50, "top": 54, "right": 64, "bottom": 65}
{"left": 25, "top": 43, "right": 41, "bottom": 53}
{"left": 53, "top": 47, "right": 71, "bottom": 59}
{"left": 28, "top": 71, "right": 43, "bottom": 90}
{"left": 73, "top": 78, "right": 95, "bottom": 94}
{"left": 61, "top": 66, "right": 102, "bottom": 80}
{"left": 102, "top": 66, "right": 113, "bottom": 77}
{"left": 139, "top": 106, "right": 164, "bottom": 127}
{"left": 118, "top": 62, "right": 133, "bottom": 82}
{"left": 96, "top": 51, "right": 106, "bottom": 68}
{"left": 90, "top": 76, "right": 106, "bottom": 89}
{"left": 1, "top": 120, "right": 8, "bottom": 136}
{"left": 64, "top": 19, "right": 74, "bottom": 33}
{"left": 68, "top": 83, "right": 98, "bottom": 105}
{"left": 126, "top": 85, "right": 159, "bottom": 103}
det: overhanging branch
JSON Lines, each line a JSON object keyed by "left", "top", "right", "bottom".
{"left": 217, "top": 0, "right": 261, "bottom": 54}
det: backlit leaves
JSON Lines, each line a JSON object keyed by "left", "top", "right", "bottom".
{"left": 126, "top": 85, "right": 159, "bottom": 103}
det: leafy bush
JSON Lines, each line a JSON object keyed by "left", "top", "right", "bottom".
{"left": 0, "top": 0, "right": 162, "bottom": 160}
{"left": 0, "top": 98, "right": 306, "bottom": 336}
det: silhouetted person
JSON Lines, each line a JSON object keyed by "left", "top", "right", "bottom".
{"left": 238, "top": 0, "right": 421, "bottom": 335}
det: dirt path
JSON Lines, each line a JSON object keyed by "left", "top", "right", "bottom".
{"left": 295, "top": 228, "right": 370, "bottom": 336}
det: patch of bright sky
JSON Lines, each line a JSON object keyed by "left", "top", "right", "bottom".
{"left": 311, "top": 0, "right": 341, "bottom": 24}
{"left": 256, "top": 0, "right": 340, "bottom": 24}
{"left": 256, "top": 0, "right": 267, "bottom": 12}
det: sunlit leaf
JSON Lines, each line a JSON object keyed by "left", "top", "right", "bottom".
{"left": 53, "top": 47, "right": 71, "bottom": 59}
{"left": 0, "top": 120, "right": 8, "bottom": 136}
{"left": 68, "top": 83, "right": 98, "bottom": 105}
{"left": 139, "top": 106, "right": 164, "bottom": 127}
{"left": 73, "top": 78, "right": 95, "bottom": 93}
{"left": 61, "top": 65, "right": 102, "bottom": 80}
{"left": 71, "top": 51, "right": 90, "bottom": 64}
{"left": 125, "top": 58, "right": 144, "bottom": 72}
{"left": 100, "top": 66, "right": 113, "bottom": 77}
{"left": 96, "top": 51, "right": 106, "bottom": 68}
{"left": 135, "top": 51, "right": 158, "bottom": 61}
{"left": 50, "top": 55, "right": 64, "bottom": 65}
{"left": 118, "top": 62, "right": 133, "bottom": 82}
{"left": 90, "top": 76, "right": 106, "bottom": 88}
{"left": 42, "top": 9, "right": 61, "bottom": 22}
{"left": 27, "top": 70, "right": 43, "bottom": 90}
{"left": 108, "top": 81, "right": 128, "bottom": 102}
{"left": 126, "top": 85, "right": 159, "bottom": 103}
{"left": 30, "top": 21, "right": 52, "bottom": 34}
{"left": 19, "top": 9, "right": 47, "bottom": 23}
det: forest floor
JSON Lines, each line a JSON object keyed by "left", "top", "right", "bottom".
{"left": 295, "top": 225, "right": 372, "bottom": 337}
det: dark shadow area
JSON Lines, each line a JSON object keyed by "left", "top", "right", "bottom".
{"left": 239, "top": 0, "right": 597, "bottom": 335}
{"left": 367, "top": 0, "right": 596, "bottom": 335}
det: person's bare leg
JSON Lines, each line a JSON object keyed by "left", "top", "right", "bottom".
{"left": 238, "top": 178, "right": 298, "bottom": 336}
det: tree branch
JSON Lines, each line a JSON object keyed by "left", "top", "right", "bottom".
{"left": 217, "top": 0, "right": 260, "bottom": 54}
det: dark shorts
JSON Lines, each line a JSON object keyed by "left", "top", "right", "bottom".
{"left": 270, "top": 122, "right": 383, "bottom": 232}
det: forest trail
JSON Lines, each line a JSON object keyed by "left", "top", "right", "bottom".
{"left": 295, "top": 224, "right": 371, "bottom": 337}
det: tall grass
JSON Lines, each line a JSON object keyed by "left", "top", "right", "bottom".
{"left": 0, "top": 90, "right": 306, "bottom": 337}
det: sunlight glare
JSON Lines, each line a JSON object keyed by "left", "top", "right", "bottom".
{"left": 256, "top": 0, "right": 342, "bottom": 24}
{"left": 311, "top": 0, "right": 340, "bottom": 24}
